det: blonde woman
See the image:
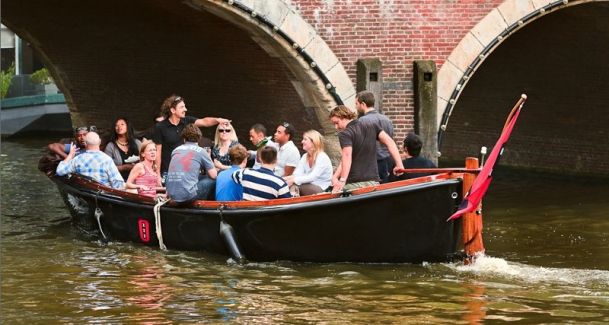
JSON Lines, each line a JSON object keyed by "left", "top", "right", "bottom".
{"left": 126, "top": 140, "right": 164, "bottom": 197}
{"left": 211, "top": 122, "right": 239, "bottom": 171}
{"left": 285, "top": 130, "right": 332, "bottom": 195}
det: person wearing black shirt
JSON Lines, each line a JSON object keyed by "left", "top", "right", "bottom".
{"left": 153, "top": 95, "right": 230, "bottom": 178}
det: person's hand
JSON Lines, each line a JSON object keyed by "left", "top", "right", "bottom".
{"left": 65, "top": 142, "right": 77, "bottom": 161}
{"left": 393, "top": 165, "right": 404, "bottom": 176}
{"left": 213, "top": 159, "right": 224, "bottom": 170}
{"left": 331, "top": 177, "right": 345, "bottom": 193}
{"left": 284, "top": 175, "right": 294, "bottom": 186}
{"left": 217, "top": 118, "right": 231, "bottom": 125}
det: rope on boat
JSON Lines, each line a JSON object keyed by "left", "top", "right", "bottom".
{"left": 93, "top": 191, "right": 108, "bottom": 240}
{"left": 154, "top": 196, "right": 170, "bottom": 251}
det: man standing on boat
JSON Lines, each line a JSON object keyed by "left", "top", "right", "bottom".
{"left": 329, "top": 105, "right": 403, "bottom": 193}
{"left": 165, "top": 124, "right": 218, "bottom": 202}
{"left": 355, "top": 91, "right": 395, "bottom": 184}
{"left": 153, "top": 95, "right": 230, "bottom": 180}
{"left": 231, "top": 146, "right": 292, "bottom": 201}
{"left": 56, "top": 132, "right": 125, "bottom": 189}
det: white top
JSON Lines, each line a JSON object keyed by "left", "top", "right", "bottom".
{"left": 293, "top": 151, "right": 333, "bottom": 190}
{"left": 275, "top": 140, "right": 300, "bottom": 177}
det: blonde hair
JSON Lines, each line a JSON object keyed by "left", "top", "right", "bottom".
{"left": 213, "top": 122, "right": 238, "bottom": 146}
{"left": 139, "top": 140, "right": 158, "bottom": 172}
{"left": 303, "top": 129, "right": 324, "bottom": 163}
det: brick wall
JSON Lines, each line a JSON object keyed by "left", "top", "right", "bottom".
{"left": 292, "top": 0, "right": 502, "bottom": 147}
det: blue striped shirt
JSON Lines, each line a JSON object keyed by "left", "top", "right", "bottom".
{"left": 232, "top": 167, "right": 291, "bottom": 201}
{"left": 56, "top": 150, "right": 125, "bottom": 189}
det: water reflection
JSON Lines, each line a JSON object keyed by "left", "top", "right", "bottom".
{"left": 2, "top": 138, "right": 609, "bottom": 323}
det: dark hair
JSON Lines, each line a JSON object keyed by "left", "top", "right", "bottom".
{"left": 329, "top": 105, "right": 357, "bottom": 120}
{"left": 250, "top": 123, "right": 267, "bottom": 136}
{"left": 110, "top": 117, "right": 139, "bottom": 155}
{"left": 161, "top": 94, "right": 184, "bottom": 119}
{"left": 404, "top": 133, "right": 423, "bottom": 157}
{"left": 258, "top": 145, "right": 277, "bottom": 164}
{"left": 278, "top": 122, "right": 296, "bottom": 140}
{"left": 229, "top": 144, "right": 248, "bottom": 165}
{"left": 181, "top": 123, "right": 202, "bottom": 142}
{"left": 356, "top": 91, "right": 375, "bottom": 107}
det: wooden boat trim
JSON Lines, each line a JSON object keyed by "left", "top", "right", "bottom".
{"left": 57, "top": 171, "right": 465, "bottom": 211}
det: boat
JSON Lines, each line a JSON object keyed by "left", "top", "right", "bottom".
{"left": 43, "top": 169, "right": 466, "bottom": 263}
{"left": 40, "top": 95, "right": 526, "bottom": 263}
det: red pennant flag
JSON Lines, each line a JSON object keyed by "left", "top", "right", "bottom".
{"left": 447, "top": 95, "right": 526, "bottom": 221}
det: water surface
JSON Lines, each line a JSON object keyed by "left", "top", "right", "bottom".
{"left": 2, "top": 138, "right": 608, "bottom": 323}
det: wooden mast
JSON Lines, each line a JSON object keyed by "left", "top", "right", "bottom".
{"left": 462, "top": 157, "right": 485, "bottom": 263}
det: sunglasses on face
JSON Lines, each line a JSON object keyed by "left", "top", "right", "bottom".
{"left": 218, "top": 129, "right": 232, "bottom": 133}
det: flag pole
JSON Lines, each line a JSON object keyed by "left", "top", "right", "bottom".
{"left": 462, "top": 157, "right": 484, "bottom": 263}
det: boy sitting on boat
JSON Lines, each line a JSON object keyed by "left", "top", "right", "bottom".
{"left": 231, "top": 146, "right": 292, "bottom": 201}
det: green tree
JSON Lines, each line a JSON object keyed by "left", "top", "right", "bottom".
{"left": 1, "top": 62, "right": 16, "bottom": 99}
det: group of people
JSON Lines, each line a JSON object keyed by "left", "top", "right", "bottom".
{"left": 50, "top": 91, "right": 436, "bottom": 203}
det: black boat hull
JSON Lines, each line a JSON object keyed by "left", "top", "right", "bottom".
{"left": 52, "top": 175, "right": 463, "bottom": 263}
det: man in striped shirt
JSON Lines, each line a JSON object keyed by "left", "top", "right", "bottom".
{"left": 56, "top": 132, "right": 125, "bottom": 189}
{"left": 231, "top": 146, "right": 292, "bottom": 201}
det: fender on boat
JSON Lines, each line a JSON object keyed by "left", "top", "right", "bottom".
{"left": 218, "top": 206, "right": 246, "bottom": 263}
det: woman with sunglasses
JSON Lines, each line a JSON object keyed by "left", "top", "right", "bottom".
{"left": 284, "top": 130, "right": 332, "bottom": 196}
{"left": 104, "top": 117, "right": 142, "bottom": 180}
{"left": 211, "top": 122, "right": 239, "bottom": 171}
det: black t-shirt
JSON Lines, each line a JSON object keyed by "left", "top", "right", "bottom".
{"left": 338, "top": 119, "right": 381, "bottom": 183}
{"left": 399, "top": 156, "right": 437, "bottom": 179}
{"left": 153, "top": 116, "right": 198, "bottom": 173}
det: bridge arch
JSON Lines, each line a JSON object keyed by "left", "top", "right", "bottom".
{"left": 437, "top": 0, "right": 607, "bottom": 147}
{"left": 2, "top": 0, "right": 354, "bottom": 151}
{"left": 437, "top": 0, "right": 609, "bottom": 176}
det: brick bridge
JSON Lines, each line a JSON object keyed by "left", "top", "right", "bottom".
{"left": 3, "top": 0, "right": 609, "bottom": 176}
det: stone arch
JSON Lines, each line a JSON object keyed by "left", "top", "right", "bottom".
{"left": 436, "top": 0, "right": 605, "bottom": 149}
{"left": 2, "top": 0, "right": 354, "bottom": 155}
{"left": 192, "top": 0, "right": 356, "bottom": 148}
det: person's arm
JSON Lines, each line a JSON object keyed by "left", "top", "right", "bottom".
{"left": 125, "top": 163, "right": 144, "bottom": 191}
{"left": 378, "top": 131, "right": 404, "bottom": 175}
{"left": 282, "top": 147, "right": 300, "bottom": 176}
{"left": 206, "top": 167, "right": 218, "bottom": 179}
{"left": 107, "top": 161, "right": 126, "bottom": 189}
{"left": 48, "top": 142, "right": 68, "bottom": 159}
{"left": 332, "top": 147, "right": 352, "bottom": 192}
{"left": 194, "top": 117, "right": 231, "bottom": 128}
{"left": 56, "top": 143, "right": 78, "bottom": 176}
{"left": 283, "top": 166, "right": 296, "bottom": 177}
{"left": 155, "top": 144, "right": 162, "bottom": 173}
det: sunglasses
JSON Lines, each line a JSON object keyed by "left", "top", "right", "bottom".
{"left": 172, "top": 96, "right": 183, "bottom": 104}
{"left": 282, "top": 122, "right": 290, "bottom": 128}
{"left": 218, "top": 129, "right": 232, "bottom": 133}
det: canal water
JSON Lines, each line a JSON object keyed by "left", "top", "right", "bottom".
{"left": 2, "top": 138, "right": 608, "bottom": 323}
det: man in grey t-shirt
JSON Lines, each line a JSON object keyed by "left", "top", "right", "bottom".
{"left": 356, "top": 91, "right": 394, "bottom": 183}
{"left": 166, "top": 124, "right": 218, "bottom": 202}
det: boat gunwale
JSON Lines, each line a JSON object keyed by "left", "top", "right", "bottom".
{"left": 51, "top": 172, "right": 464, "bottom": 214}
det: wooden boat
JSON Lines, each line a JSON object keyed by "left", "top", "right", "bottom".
{"left": 42, "top": 95, "right": 527, "bottom": 263}
{"left": 44, "top": 169, "right": 468, "bottom": 263}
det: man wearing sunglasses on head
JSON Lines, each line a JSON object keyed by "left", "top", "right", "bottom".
{"left": 47, "top": 126, "right": 92, "bottom": 159}
{"left": 153, "top": 95, "right": 230, "bottom": 181}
